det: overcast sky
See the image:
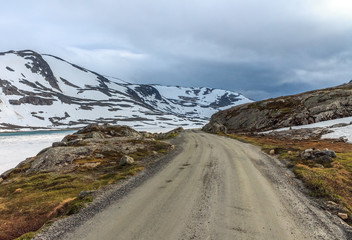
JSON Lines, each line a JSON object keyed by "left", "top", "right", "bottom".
{"left": 1, "top": 0, "right": 352, "bottom": 100}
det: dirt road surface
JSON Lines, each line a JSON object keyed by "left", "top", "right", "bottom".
{"left": 44, "top": 131, "right": 350, "bottom": 240}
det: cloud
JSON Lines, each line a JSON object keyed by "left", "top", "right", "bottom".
{"left": 0, "top": 0, "right": 351, "bottom": 100}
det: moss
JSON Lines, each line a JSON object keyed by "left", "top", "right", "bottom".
{"left": 293, "top": 165, "right": 341, "bottom": 201}
{"left": 67, "top": 196, "right": 93, "bottom": 215}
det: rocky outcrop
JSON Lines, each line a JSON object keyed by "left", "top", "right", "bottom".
{"left": 1, "top": 124, "right": 176, "bottom": 176}
{"left": 203, "top": 82, "right": 352, "bottom": 133}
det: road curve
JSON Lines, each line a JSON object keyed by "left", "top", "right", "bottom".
{"left": 63, "top": 131, "right": 348, "bottom": 240}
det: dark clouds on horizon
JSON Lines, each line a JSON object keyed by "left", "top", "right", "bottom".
{"left": 1, "top": 0, "right": 352, "bottom": 100}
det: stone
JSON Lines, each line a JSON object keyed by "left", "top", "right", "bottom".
{"left": 315, "top": 155, "right": 333, "bottom": 166}
{"left": 78, "top": 190, "right": 94, "bottom": 198}
{"left": 287, "top": 151, "right": 293, "bottom": 154}
{"left": 152, "top": 151, "right": 158, "bottom": 156}
{"left": 52, "top": 141, "right": 67, "bottom": 147}
{"left": 14, "top": 188, "right": 23, "bottom": 193}
{"left": 119, "top": 155, "right": 134, "bottom": 166}
{"left": 203, "top": 122, "right": 227, "bottom": 133}
{"left": 66, "top": 139, "right": 83, "bottom": 146}
{"left": 269, "top": 149, "right": 275, "bottom": 155}
{"left": 314, "top": 164, "right": 324, "bottom": 169}
{"left": 85, "top": 131, "right": 105, "bottom": 139}
{"left": 0, "top": 177, "right": 3, "bottom": 183}
{"left": 323, "top": 150, "right": 336, "bottom": 158}
{"left": 338, "top": 212, "right": 348, "bottom": 220}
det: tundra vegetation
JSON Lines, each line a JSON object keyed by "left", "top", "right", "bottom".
{"left": 0, "top": 124, "right": 182, "bottom": 240}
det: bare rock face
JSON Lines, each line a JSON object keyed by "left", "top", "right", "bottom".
{"left": 203, "top": 83, "right": 352, "bottom": 133}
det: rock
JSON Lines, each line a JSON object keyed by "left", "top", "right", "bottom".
{"left": 301, "top": 149, "right": 336, "bottom": 160}
{"left": 142, "top": 132, "right": 151, "bottom": 138}
{"left": 338, "top": 137, "right": 348, "bottom": 143}
{"left": 203, "top": 84, "right": 352, "bottom": 133}
{"left": 0, "top": 168, "right": 13, "bottom": 179}
{"left": 85, "top": 131, "right": 105, "bottom": 139}
{"left": 119, "top": 155, "right": 134, "bottom": 166}
{"left": 269, "top": 149, "right": 275, "bottom": 155}
{"left": 323, "top": 150, "right": 336, "bottom": 158}
{"left": 301, "top": 149, "right": 313, "bottom": 159}
{"left": 81, "top": 162, "right": 101, "bottom": 168}
{"left": 287, "top": 151, "right": 293, "bottom": 154}
{"left": 327, "top": 201, "right": 337, "bottom": 205}
{"left": 78, "top": 190, "right": 94, "bottom": 198}
{"left": 14, "top": 188, "right": 23, "bottom": 193}
{"left": 29, "top": 146, "right": 95, "bottom": 173}
{"left": 61, "top": 134, "right": 80, "bottom": 143}
{"left": 52, "top": 141, "right": 67, "bottom": 147}
{"left": 0, "top": 177, "right": 3, "bottom": 183}
{"left": 152, "top": 151, "right": 158, "bottom": 156}
{"left": 77, "top": 123, "right": 100, "bottom": 134}
{"left": 203, "top": 122, "right": 227, "bottom": 133}
{"left": 315, "top": 155, "right": 333, "bottom": 165}
{"left": 66, "top": 139, "right": 84, "bottom": 146}
{"left": 314, "top": 164, "right": 324, "bottom": 169}
{"left": 338, "top": 212, "right": 348, "bottom": 220}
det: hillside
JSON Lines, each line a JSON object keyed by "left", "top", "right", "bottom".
{"left": 203, "top": 82, "right": 352, "bottom": 133}
{"left": 0, "top": 50, "right": 251, "bottom": 131}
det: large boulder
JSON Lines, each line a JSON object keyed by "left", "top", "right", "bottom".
{"left": 28, "top": 146, "right": 96, "bottom": 173}
{"left": 202, "top": 122, "right": 227, "bottom": 133}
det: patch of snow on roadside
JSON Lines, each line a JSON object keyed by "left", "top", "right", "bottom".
{"left": 262, "top": 116, "right": 352, "bottom": 133}
{"left": 261, "top": 116, "right": 352, "bottom": 143}
{"left": 321, "top": 125, "right": 352, "bottom": 143}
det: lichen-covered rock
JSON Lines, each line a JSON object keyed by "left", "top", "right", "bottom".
{"left": 84, "top": 131, "right": 105, "bottom": 139}
{"left": 202, "top": 122, "right": 227, "bottom": 133}
{"left": 28, "top": 146, "right": 96, "bottom": 173}
{"left": 119, "top": 155, "right": 134, "bottom": 166}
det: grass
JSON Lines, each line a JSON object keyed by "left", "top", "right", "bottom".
{"left": 222, "top": 132, "right": 352, "bottom": 222}
{"left": 0, "top": 139, "right": 171, "bottom": 240}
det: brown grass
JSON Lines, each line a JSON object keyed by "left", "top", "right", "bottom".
{"left": 0, "top": 140, "right": 171, "bottom": 240}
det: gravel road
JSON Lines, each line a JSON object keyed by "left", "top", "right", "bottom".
{"left": 37, "top": 130, "right": 351, "bottom": 240}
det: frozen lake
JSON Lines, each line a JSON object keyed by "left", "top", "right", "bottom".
{"left": 0, "top": 130, "right": 74, "bottom": 175}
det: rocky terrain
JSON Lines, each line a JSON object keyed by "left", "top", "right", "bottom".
{"left": 0, "top": 50, "right": 251, "bottom": 131}
{"left": 0, "top": 124, "right": 182, "bottom": 240}
{"left": 203, "top": 81, "right": 352, "bottom": 133}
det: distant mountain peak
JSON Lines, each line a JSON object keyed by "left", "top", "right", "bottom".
{"left": 0, "top": 50, "right": 252, "bottom": 131}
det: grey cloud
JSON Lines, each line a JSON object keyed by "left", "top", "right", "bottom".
{"left": 0, "top": 0, "right": 352, "bottom": 100}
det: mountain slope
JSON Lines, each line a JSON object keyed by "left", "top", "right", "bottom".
{"left": 0, "top": 50, "right": 251, "bottom": 131}
{"left": 203, "top": 82, "right": 352, "bottom": 133}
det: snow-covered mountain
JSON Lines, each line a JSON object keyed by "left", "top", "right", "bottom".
{"left": 0, "top": 50, "right": 252, "bottom": 131}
